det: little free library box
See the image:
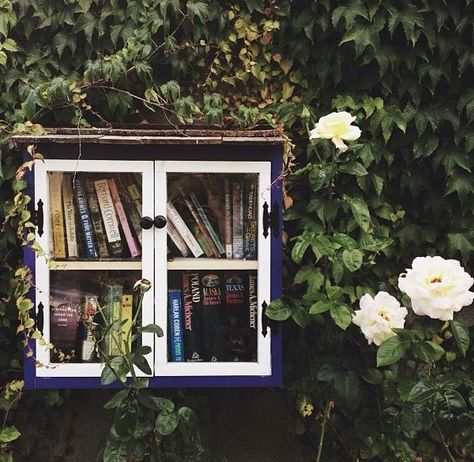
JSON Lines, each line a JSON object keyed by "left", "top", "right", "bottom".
{"left": 14, "top": 128, "right": 283, "bottom": 389}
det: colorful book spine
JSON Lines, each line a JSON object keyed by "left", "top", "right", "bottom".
{"left": 193, "top": 223, "right": 214, "bottom": 258}
{"left": 168, "top": 289, "right": 185, "bottom": 362}
{"left": 182, "top": 193, "right": 218, "bottom": 257}
{"left": 94, "top": 179, "right": 123, "bottom": 257}
{"left": 247, "top": 272, "right": 258, "bottom": 362}
{"left": 125, "top": 174, "right": 142, "bottom": 214}
{"left": 244, "top": 179, "right": 257, "bottom": 260}
{"left": 224, "top": 178, "right": 232, "bottom": 259}
{"left": 167, "top": 202, "right": 204, "bottom": 258}
{"left": 118, "top": 178, "right": 142, "bottom": 245}
{"left": 102, "top": 285, "right": 123, "bottom": 356}
{"left": 167, "top": 220, "right": 191, "bottom": 257}
{"left": 74, "top": 177, "right": 98, "bottom": 258}
{"left": 121, "top": 294, "right": 133, "bottom": 354}
{"left": 85, "top": 179, "right": 110, "bottom": 258}
{"left": 200, "top": 272, "right": 225, "bottom": 361}
{"left": 108, "top": 178, "right": 140, "bottom": 258}
{"left": 182, "top": 272, "right": 203, "bottom": 361}
{"left": 49, "top": 172, "right": 66, "bottom": 259}
{"left": 61, "top": 173, "right": 78, "bottom": 258}
{"left": 189, "top": 192, "right": 225, "bottom": 256}
{"left": 232, "top": 182, "right": 244, "bottom": 259}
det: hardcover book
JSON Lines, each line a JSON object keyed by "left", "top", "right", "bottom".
{"left": 61, "top": 173, "right": 78, "bottom": 258}
{"left": 85, "top": 178, "right": 110, "bottom": 258}
{"left": 118, "top": 177, "right": 143, "bottom": 245}
{"left": 232, "top": 182, "right": 244, "bottom": 259}
{"left": 101, "top": 285, "right": 123, "bottom": 356}
{"left": 121, "top": 293, "right": 133, "bottom": 354}
{"left": 108, "top": 178, "right": 140, "bottom": 258}
{"left": 124, "top": 174, "right": 142, "bottom": 214}
{"left": 167, "top": 221, "right": 191, "bottom": 257}
{"left": 49, "top": 172, "right": 66, "bottom": 259}
{"left": 168, "top": 289, "right": 185, "bottom": 362}
{"left": 167, "top": 202, "right": 204, "bottom": 258}
{"left": 182, "top": 271, "right": 203, "bottom": 361}
{"left": 74, "top": 177, "right": 99, "bottom": 259}
{"left": 94, "top": 179, "right": 123, "bottom": 257}
{"left": 224, "top": 178, "right": 233, "bottom": 258}
{"left": 243, "top": 179, "right": 257, "bottom": 260}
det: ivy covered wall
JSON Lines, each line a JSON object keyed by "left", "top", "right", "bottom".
{"left": 1, "top": 0, "right": 474, "bottom": 460}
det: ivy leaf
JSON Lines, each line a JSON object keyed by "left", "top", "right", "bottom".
{"left": 447, "top": 233, "right": 474, "bottom": 263}
{"left": 450, "top": 318, "right": 470, "bottom": 357}
{"left": 377, "top": 336, "right": 410, "bottom": 367}
{"left": 0, "top": 426, "right": 20, "bottom": 443}
{"left": 330, "top": 304, "right": 352, "bottom": 330}
{"left": 342, "top": 249, "right": 363, "bottom": 272}
{"left": 445, "top": 173, "right": 474, "bottom": 203}
{"left": 265, "top": 299, "right": 292, "bottom": 321}
{"left": 187, "top": 1, "right": 209, "bottom": 23}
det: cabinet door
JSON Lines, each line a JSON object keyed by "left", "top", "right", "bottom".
{"left": 34, "top": 159, "right": 154, "bottom": 377}
{"left": 154, "top": 161, "right": 272, "bottom": 376}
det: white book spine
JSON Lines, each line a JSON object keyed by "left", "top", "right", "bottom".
{"left": 166, "top": 202, "right": 204, "bottom": 258}
{"left": 61, "top": 174, "right": 78, "bottom": 258}
{"left": 94, "top": 179, "right": 121, "bottom": 245}
{"left": 167, "top": 220, "right": 191, "bottom": 257}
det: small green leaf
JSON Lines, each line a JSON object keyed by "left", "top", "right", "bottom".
{"left": 138, "top": 392, "right": 174, "bottom": 413}
{"left": 347, "top": 197, "right": 371, "bottom": 231}
{"left": 265, "top": 299, "right": 292, "bottom": 321}
{"left": 451, "top": 318, "right": 470, "bottom": 357}
{"left": 339, "top": 161, "right": 368, "bottom": 176}
{"left": 342, "top": 249, "right": 363, "bottom": 272}
{"left": 0, "top": 426, "right": 20, "bottom": 443}
{"left": 155, "top": 411, "right": 179, "bottom": 436}
{"left": 291, "top": 305, "right": 310, "bottom": 328}
{"left": 377, "top": 336, "right": 410, "bottom": 367}
{"left": 104, "top": 389, "right": 128, "bottom": 409}
{"left": 138, "top": 324, "right": 164, "bottom": 337}
{"left": 133, "top": 354, "right": 152, "bottom": 375}
{"left": 330, "top": 304, "right": 352, "bottom": 330}
{"left": 309, "top": 300, "right": 332, "bottom": 315}
{"left": 408, "top": 380, "right": 438, "bottom": 403}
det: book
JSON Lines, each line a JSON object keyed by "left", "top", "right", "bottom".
{"left": 74, "top": 177, "right": 98, "bottom": 259}
{"left": 50, "top": 292, "right": 81, "bottom": 347}
{"left": 124, "top": 174, "right": 142, "bottom": 215}
{"left": 108, "top": 178, "right": 141, "bottom": 258}
{"left": 182, "top": 272, "right": 203, "bottom": 361}
{"left": 118, "top": 177, "right": 142, "bottom": 245}
{"left": 189, "top": 192, "right": 225, "bottom": 256}
{"left": 167, "top": 220, "right": 191, "bottom": 257}
{"left": 232, "top": 182, "right": 244, "bottom": 259}
{"left": 223, "top": 272, "right": 257, "bottom": 361}
{"left": 224, "top": 178, "right": 232, "bottom": 258}
{"left": 243, "top": 179, "right": 257, "bottom": 260}
{"left": 193, "top": 223, "right": 215, "bottom": 258}
{"left": 182, "top": 192, "right": 219, "bottom": 257}
{"left": 168, "top": 289, "right": 185, "bottom": 362}
{"left": 102, "top": 285, "right": 123, "bottom": 356}
{"left": 167, "top": 201, "right": 204, "bottom": 258}
{"left": 121, "top": 294, "right": 133, "bottom": 354}
{"left": 61, "top": 173, "right": 78, "bottom": 258}
{"left": 85, "top": 178, "right": 110, "bottom": 258}
{"left": 94, "top": 179, "right": 123, "bottom": 257}
{"left": 200, "top": 272, "right": 225, "bottom": 361}
{"left": 49, "top": 172, "right": 66, "bottom": 259}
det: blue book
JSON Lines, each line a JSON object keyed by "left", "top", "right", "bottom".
{"left": 168, "top": 289, "right": 185, "bottom": 362}
{"left": 74, "top": 177, "right": 98, "bottom": 258}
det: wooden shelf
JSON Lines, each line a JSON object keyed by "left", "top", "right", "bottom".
{"left": 49, "top": 260, "right": 141, "bottom": 271}
{"left": 167, "top": 258, "right": 258, "bottom": 270}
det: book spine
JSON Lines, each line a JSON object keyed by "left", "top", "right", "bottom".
{"left": 61, "top": 173, "right": 78, "bottom": 258}
{"left": 85, "top": 179, "right": 110, "bottom": 258}
{"left": 125, "top": 174, "right": 142, "bottom": 215}
{"left": 103, "top": 285, "right": 123, "bottom": 356}
{"left": 167, "top": 202, "right": 204, "bottom": 258}
{"left": 182, "top": 272, "right": 203, "bottom": 361}
{"left": 94, "top": 179, "right": 123, "bottom": 257}
{"left": 232, "top": 182, "right": 244, "bottom": 259}
{"left": 118, "top": 178, "right": 142, "bottom": 245}
{"left": 168, "top": 289, "right": 185, "bottom": 362}
{"left": 182, "top": 193, "right": 218, "bottom": 257}
{"left": 200, "top": 272, "right": 225, "bottom": 361}
{"left": 74, "top": 177, "right": 98, "bottom": 258}
{"left": 108, "top": 178, "right": 140, "bottom": 258}
{"left": 244, "top": 179, "right": 257, "bottom": 259}
{"left": 193, "top": 224, "right": 214, "bottom": 258}
{"left": 167, "top": 221, "right": 191, "bottom": 257}
{"left": 248, "top": 272, "right": 258, "bottom": 362}
{"left": 224, "top": 178, "right": 232, "bottom": 258}
{"left": 49, "top": 172, "right": 66, "bottom": 259}
{"left": 121, "top": 294, "right": 133, "bottom": 354}
{"left": 189, "top": 192, "right": 225, "bottom": 256}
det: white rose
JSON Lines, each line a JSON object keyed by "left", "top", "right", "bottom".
{"left": 309, "top": 111, "right": 361, "bottom": 152}
{"left": 352, "top": 291, "right": 408, "bottom": 346}
{"left": 398, "top": 256, "right": 474, "bottom": 321}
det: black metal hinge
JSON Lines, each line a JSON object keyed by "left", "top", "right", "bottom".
{"left": 34, "top": 199, "right": 44, "bottom": 237}
{"left": 36, "top": 302, "right": 44, "bottom": 335}
{"left": 262, "top": 201, "right": 280, "bottom": 239}
{"left": 261, "top": 300, "right": 278, "bottom": 338}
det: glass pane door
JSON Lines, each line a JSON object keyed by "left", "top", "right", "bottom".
{"left": 154, "top": 161, "right": 272, "bottom": 376}
{"left": 35, "top": 160, "right": 154, "bottom": 377}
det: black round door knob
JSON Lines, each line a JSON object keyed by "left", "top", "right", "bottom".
{"left": 140, "top": 216, "right": 154, "bottom": 229}
{"left": 154, "top": 215, "right": 167, "bottom": 228}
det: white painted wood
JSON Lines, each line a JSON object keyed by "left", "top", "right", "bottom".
{"left": 154, "top": 160, "right": 272, "bottom": 376}
{"left": 35, "top": 159, "right": 155, "bottom": 377}
{"left": 49, "top": 261, "right": 142, "bottom": 270}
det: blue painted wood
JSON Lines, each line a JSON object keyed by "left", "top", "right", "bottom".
{"left": 25, "top": 142, "right": 283, "bottom": 389}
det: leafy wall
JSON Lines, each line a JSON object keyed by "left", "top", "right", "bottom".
{"left": 0, "top": 0, "right": 474, "bottom": 460}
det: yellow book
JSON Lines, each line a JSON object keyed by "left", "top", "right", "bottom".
{"left": 121, "top": 294, "right": 133, "bottom": 353}
{"left": 49, "top": 172, "right": 66, "bottom": 259}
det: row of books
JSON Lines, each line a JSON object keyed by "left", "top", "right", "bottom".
{"left": 168, "top": 270, "right": 258, "bottom": 363}
{"left": 167, "top": 177, "right": 258, "bottom": 260}
{"left": 50, "top": 281, "right": 136, "bottom": 363}
{"left": 49, "top": 172, "right": 143, "bottom": 260}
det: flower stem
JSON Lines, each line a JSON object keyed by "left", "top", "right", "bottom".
{"left": 433, "top": 413, "right": 456, "bottom": 462}
{"left": 316, "top": 401, "right": 332, "bottom": 462}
